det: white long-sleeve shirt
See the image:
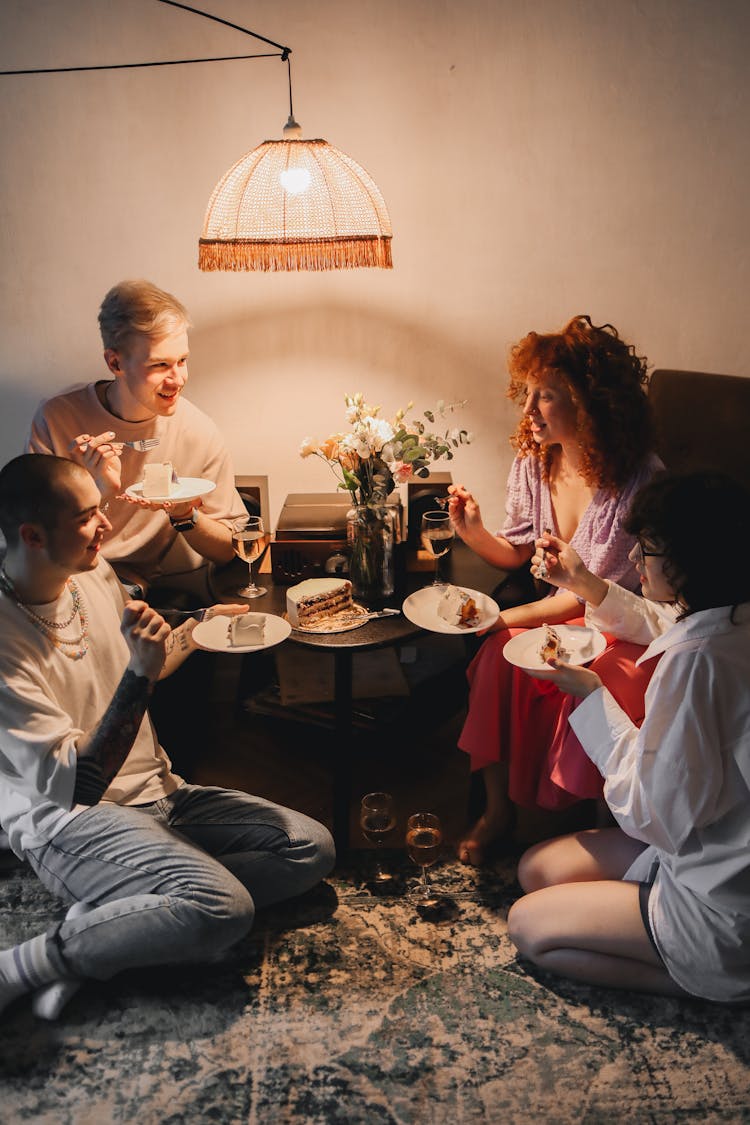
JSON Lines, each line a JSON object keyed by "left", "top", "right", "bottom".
{"left": 569, "top": 583, "right": 750, "bottom": 1002}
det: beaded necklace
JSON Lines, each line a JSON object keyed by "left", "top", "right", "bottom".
{"left": 0, "top": 569, "right": 90, "bottom": 661}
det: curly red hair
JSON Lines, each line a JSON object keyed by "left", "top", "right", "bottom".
{"left": 507, "top": 315, "right": 654, "bottom": 492}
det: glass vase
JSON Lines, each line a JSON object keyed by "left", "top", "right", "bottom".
{"left": 346, "top": 504, "right": 397, "bottom": 604}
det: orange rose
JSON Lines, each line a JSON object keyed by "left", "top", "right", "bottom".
{"left": 319, "top": 435, "right": 341, "bottom": 462}
{"left": 339, "top": 449, "right": 360, "bottom": 472}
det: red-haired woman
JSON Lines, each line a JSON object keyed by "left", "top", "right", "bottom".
{"left": 449, "top": 315, "right": 661, "bottom": 865}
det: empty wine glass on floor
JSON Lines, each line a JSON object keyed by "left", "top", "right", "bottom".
{"left": 406, "top": 812, "right": 444, "bottom": 906}
{"left": 233, "top": 516, "right": 266, "bottom": 598}
{"left": 421, "top": 511, "right": 454, "bottom": 586}
{"left": 360, "top": 792, "right": 397, "bottom": 884}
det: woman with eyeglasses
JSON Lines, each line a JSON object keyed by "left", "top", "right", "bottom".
{"left": 507, "top": 471, "right": 750, "bottom": 1001}
{"left": 451, "top": 315, "right": 662, "bottom": 865}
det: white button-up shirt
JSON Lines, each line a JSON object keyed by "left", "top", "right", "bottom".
{"left": 569, "top": 583, "right": 750, "bottom": 1002}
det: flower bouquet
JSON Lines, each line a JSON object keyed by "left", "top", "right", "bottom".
{"left": 300, "top": 394, "right": 471, "bottom": 600}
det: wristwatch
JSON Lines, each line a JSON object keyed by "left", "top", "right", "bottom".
{"left": 169, "top": 507, "right": 197, "bottom": 533}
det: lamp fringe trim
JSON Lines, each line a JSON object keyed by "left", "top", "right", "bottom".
{"left": 198, "top": 236, "right": 393, "bottom": 272}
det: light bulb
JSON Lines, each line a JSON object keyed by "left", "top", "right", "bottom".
{"left": 280, "top": 167, "right": 311, "bottom": 195}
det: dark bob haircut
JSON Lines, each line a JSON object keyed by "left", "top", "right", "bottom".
{"left": 625, "top": 470, "right": 750, "bottom": 616}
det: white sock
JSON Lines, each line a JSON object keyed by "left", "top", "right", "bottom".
{"left": 0, "top": 931, "right": 60, "bottom": 1017}
{"left": 31, "top": 900, "right": 93, "bottom": 1021}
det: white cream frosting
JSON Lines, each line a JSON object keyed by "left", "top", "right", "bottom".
{"left": 142, "top": 462, "right": 174, "bottom": 498}
{"left": 230, "top": 613, "right": 265, "bottom": 646}
{"left": 286, "top": 578, "right": 353, "bottom": 626}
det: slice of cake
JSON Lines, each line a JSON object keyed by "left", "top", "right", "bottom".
{"left": 437, "top": 585, "right": 480, "bottom": 628}
{"left": 287, "top": 578, "right": 353, "bottom": 627}
{"left": 539, "top": 623, "right": 567, "bottom": 663}
{"left": 229, "top": 613, "right": 265, "bottom": 647}
{"left": 142, "top": 462, "right": 174, "bottom": 498}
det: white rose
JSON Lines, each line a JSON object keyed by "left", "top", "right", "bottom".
{"left": 368, "top": 417, "right": 394, "bottom": 451}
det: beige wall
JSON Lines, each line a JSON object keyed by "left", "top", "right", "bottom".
{"left": 1, "top": 0, "right": 748, "bottom": 530}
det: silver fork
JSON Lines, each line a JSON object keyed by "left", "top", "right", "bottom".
{"left": 79, "top": 436, "right": 161, "bottom": 454}
{"left": 120, "top": 437, "right": 161, "bottom": 452}
{"left": 79, "top": 436, "right": 160, "bottom": 453}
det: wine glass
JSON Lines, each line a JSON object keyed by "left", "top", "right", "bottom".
{"left": 406, "top": 812, "right": 444, "bottom": 906}
{"left": 232, "top": 516, "right": 266, "bottom": 598}
{"left": 360, "top": 792, "right": 397, "bottom": 884}
{"left": 421, "top": 511, "right": 454, "bottom": 586}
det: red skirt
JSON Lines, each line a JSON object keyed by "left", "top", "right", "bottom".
{"left": 457, "top": 618, "right": 659, "bottom": 810}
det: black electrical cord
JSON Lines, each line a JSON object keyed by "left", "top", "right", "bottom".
{"left": 0, "top": 0, "right": 296, "bottom": 116}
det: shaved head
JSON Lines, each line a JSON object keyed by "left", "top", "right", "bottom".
{"left": 0, "top": 454, "right": 91, "bottom": 547}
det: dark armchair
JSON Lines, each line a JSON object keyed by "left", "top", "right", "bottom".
{"left": 648, "top": 369, "right": 750, "bottom": 489}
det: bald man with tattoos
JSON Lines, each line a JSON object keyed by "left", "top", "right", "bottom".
{"left": 0, "top": 455, "right": 334, "bottom": 1022}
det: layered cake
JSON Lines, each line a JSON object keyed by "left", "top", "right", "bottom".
{"left": 286, "top": 578, "right": 353, "bottom": 627}
{"left": 142, "top": 462, "right": 175, "bottom": 498}
{"left": 437, "top": 585, "right": 480, "bottom": 628}
{"left": 229, "top": 613, "right": 265, "bottom": 646}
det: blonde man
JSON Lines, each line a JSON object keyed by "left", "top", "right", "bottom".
{"left": 28, "top": 280, "right": 247, "bottom": 600}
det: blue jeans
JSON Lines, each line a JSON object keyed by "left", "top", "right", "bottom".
{"left": 25, "top": 785, "right": 335, "bottom": 982}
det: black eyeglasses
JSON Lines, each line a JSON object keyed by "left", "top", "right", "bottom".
{"left": 635, "top": 537, "right": 664, "bottom": 562}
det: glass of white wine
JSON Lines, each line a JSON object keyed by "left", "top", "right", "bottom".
{"left": 360, "top": 792, "right": 397, "bottom": 884}
{"left": 406, "top": 811, "right": 444, "bottom": 906}
{"left": 421, "top": 511, "right": 454, "bottom": 586}
{"left": 233, "top": 516, "right": 266, "bottom": 598}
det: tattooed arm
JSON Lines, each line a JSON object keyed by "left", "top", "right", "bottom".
{"left": 73, "top": 602, "right": 169, "bottom": 805}
{"left": 160, "top": 618, "right": 199, "bottom": 678}
{"left": 159, "top": 603, "right": 250, "bottom": 679}
{"left": 72, "top": 602, "right": 251, "bottom": 803}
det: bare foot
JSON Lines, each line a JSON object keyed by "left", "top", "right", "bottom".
{"left": 457, "top": 814, "right": 509, "bottom": 866}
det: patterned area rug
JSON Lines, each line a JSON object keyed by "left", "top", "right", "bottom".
{"left": 1, "top": 854, "right": 749, "bottom": 1124}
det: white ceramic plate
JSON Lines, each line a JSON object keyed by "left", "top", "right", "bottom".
{"left": 125, "top": 477, "right": 217, "bottom": 504}
{"left": 503, "top": 624, "right": 606, "bottom": 675}
{"left": 401, "top": 586, "right": 500, "bottom": 635}
{"left": 287, "top": 604, "right": 370, "bottom": 635}
{"left": 192, "top": 613, "right": 291, "bottom": 653}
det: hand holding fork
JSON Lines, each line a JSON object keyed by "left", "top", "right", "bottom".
{"left": 69, "top": 429, "right": 154, "bottom": 497}
{"left": 70, "top": 430, "right": 162, "bottom": 508}
{"left": 443, "top": 483, "right": 482, "bottom": 539}
{"left": 67, "top": 430, "right": 124, "bottom": 501}
{"left": 78, "top": 435, "right": 160, "bottom": 454}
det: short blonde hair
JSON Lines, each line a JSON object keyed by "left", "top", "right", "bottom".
{"left": 98, "top": 280, "right": 192, "bottom": 353}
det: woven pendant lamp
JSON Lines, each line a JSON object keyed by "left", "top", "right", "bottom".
{"left": 1, "top": 2, "right": 393, "bottom": 273}
{"left": 199, "top": 118, "right": 393, "bottom": 272}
